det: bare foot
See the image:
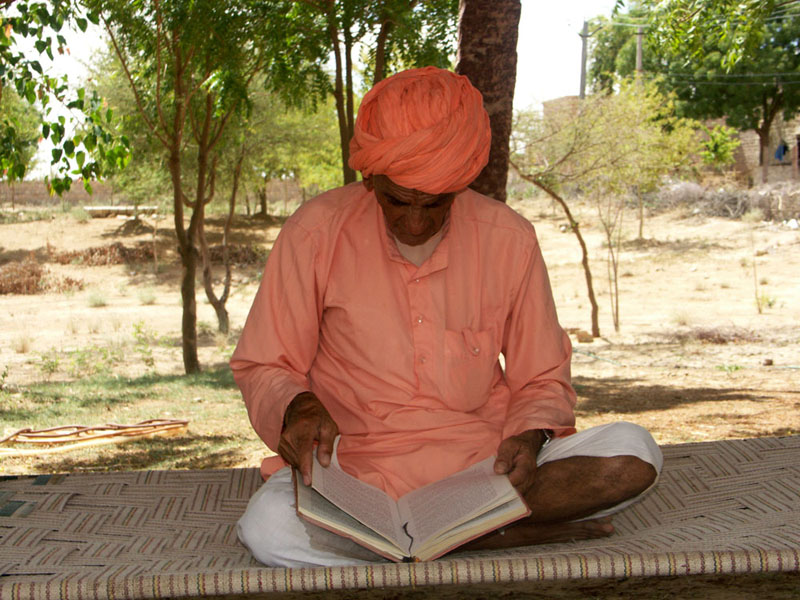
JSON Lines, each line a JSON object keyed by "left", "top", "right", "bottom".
{"left": 458, "top": 517, "right": 615, "bottom": 552}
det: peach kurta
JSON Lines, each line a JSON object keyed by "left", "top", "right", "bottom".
{"left": 230, "top": 183, "right": 576, "bottom": 499}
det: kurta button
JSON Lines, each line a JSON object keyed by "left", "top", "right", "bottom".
{"left": 414, "top": 278, "right": 420, "bottom": 283}
{"left": 472, "top": 347, "right": 480, "bottom": 355}
{"left": 417, "top": 316, "right": 423, "bottom": 324}
{"left": 419, "top": 356, "right": 427, "bottom": 364}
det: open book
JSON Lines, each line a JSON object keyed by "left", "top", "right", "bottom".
{"left": 294, "top": 454, "right": 530, "bottom": 562}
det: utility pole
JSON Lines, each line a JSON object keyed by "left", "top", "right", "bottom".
{"left": 579, "top": 20, "right": 588, "bottom": 98}
{"left": 636, "top": 25, "right": 643, "bottom": 75}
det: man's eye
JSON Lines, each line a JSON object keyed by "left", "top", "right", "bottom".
{"left": 386, "top": 195, "right": 406, "bottom": 207}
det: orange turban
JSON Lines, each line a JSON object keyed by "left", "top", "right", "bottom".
{"left": 348, "top": 66, "right": 491, "bottom": 195}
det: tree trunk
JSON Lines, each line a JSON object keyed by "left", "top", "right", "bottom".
{"left": 760, "top": 130, "right": 769, "bottom": 184}
{"left": 373, "top": 19, "right": 392, "bottom": 85}
{"left": 526, "top": 175, "right": 601, "bottom": 338}
{"left": 326, "top": 1, "right": 356, "bottom": 184}
{"left": 168, "top": 61, "right": 200, "bottom": 374}
{"left": 455, "top": 0, "right": 521, "bottom": 203}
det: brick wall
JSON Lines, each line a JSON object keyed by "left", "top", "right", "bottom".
{"left": 0, "top": 180, "right": 115, "bottom": 207}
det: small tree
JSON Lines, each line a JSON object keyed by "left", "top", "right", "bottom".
{"left": 512, "top": 80, "right": 698, "bottom": 335}
{"left": 87, "top": 0, "right": 326, "bottom": 372}
{"left": 700, "top": 124, "right": 741, "bottom": 172}
{"left": 1, "top": 1, "right": 129, "bottom": 195}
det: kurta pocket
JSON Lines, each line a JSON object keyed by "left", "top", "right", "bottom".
{"left": 442, "top": 328, "right": 499, "bottom": 411}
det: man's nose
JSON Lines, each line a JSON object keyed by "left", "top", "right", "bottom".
{"left": 406, "top": 207, "right": 427, "bottom": 233}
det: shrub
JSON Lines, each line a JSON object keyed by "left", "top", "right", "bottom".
{"left": 0, "top": 256, "right": 43, "bottom": 294}
{"left": 0, "top": 256, "right": 84, "bottom": 295}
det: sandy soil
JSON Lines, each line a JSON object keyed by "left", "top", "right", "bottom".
{"left": 1, "top": 197, "right": 798, "bottom": 597}
{"left": 1, "top": 197, "right": 798, "bottom": 447}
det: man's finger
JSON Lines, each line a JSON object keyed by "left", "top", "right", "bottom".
{"left": 297, "top": 442, "right": 314, "bottom": 486}
{"left": 317, "top": 421, "right": 338, "bottom": 468}
{"left": 494, "top": 438, "right": 520, "bottom": 474}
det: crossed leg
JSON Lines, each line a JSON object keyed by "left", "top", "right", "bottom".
{"left": 460, "top": 453, "right": 658, "bottom": 551}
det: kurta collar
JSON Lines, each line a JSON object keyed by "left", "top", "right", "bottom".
{"left": 373, "top": 192, "right": 454, "bottom": 278}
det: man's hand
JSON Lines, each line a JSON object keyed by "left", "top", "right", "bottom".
{"left": 494, "top": 429, "right": 548, "bottom": 498}
{"left": 278, "top": 392, "right": 339, "bottom": 486}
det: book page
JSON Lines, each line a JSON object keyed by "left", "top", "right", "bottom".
{"left": 311, "top": 454, "right": 404, "bottom": 547}
{"left": 295, "top": 472, "right": 405, "bottom": 560}
{"left": 398, "top": 456, "right": 518, "bottom": 547}
{"left": 416, "top": 497, "right": 529, "bottom": 561}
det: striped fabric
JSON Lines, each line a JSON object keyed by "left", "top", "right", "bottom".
{"left": 1, "top": 436, "right": 798, "bottom": 599}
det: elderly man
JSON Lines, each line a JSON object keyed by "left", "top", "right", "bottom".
{"left": 231, "top": 67, "right": 662, "bottom": 568}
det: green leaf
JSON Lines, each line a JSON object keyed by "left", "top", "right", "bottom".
{"left": 84, "top": 133, "right": 97, "bottom": 151}
{"left": 76, "top": 150, "right": 86, "bottom": 168}
{"left": 51, "top": 148, "right": 62, "bottom": 163}
{"left": 106, "top": 108, "right": 114, "bottom": 123}
{"left": 42, "top": 123, "right": 50, "bottom": 139}
{"left": 76, "top": 18, "right": 87, "bottom": 32}
{"left": 64, "top": 140, "right": 75, "bottom": 156}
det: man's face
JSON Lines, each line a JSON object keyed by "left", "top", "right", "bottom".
{"left": 368, "top": 175, "right": 457, "bottom": 246}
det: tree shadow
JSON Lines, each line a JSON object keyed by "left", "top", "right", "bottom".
{"left": 573, "top": 376, "right": 779, "bottom": 415}
{"left": 0, "top": 246, "right": 50, "bottom": 265}
{"left": 38, "top": 434, "right": 252, "bottom": 473}
{"left": 1, "top": 367, "right": 238, "bottom": 421}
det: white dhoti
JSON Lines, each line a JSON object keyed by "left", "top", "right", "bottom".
{"left": 237, "top": 421, "right": 664, "bottom": 567}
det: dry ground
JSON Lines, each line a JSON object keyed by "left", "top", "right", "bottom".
{"left": 1, "top": 196, "right": 799, "bottom": 453}
{"left": 1, "top": 196, "right": 799, "bottom": 598}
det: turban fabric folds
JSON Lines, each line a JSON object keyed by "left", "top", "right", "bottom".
{"left": 348, "top": 66, "right": 491, "bottom": 195}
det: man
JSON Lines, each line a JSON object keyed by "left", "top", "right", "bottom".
{"left": 231, "top": 67, "right": 662, "bottom": 568}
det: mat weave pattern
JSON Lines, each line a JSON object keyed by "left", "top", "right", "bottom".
{"left": 1, "top": 436, "right": 798, "bottom": 599}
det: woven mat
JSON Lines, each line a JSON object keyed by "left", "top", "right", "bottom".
{"left": 1, "top": 436, "right": 798, "bottom": 599}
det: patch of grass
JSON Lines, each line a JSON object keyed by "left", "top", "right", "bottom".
{"left": 87, "top": 291, "right": 108, "bottom": 308}
{"left": 720, "top": 282, "right": 731, "bottom": 289}
{"left": 758, "top": 293, "right": 777, "bottom": 309}
{"left": 667, "top": 326, "right": 759, "bottom": 345}
{"left": 37, "top": 349, "right": 60, "bottom": 378}
{"left": 671, "top": 311, "right": 692, "bottom": 327}
{"left": 87, "top": 320, "right": 102, "bottom": 334}
{"left": 741, "top": 208, "right": 764, "bottom": 223}
{"left": 65, "top": 343, "right": 124, "bottom": 378}
{"left": 759, "top": 277, "right": 769, "bottom": 286}
{"left": 137, "top": 288, "right": 157, "bottom": 305}
{"left": 0, "top": 365, "right": 9, "bottom": 392}
{"left": 12, "top": 334, "right": 33, "bottom": 354}
{"left": 1, "top": 367, "right": 260, "bottom": 475}
{"left": 70, "top": 207, "right": 91, "bottom": 223}
{"left": 716, "top": 364, "right": 743, "bottom": 373}
{"left": 132, "top": 320, "right": 156, "bottom": 371}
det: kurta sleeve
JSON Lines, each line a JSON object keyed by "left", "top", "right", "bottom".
{"left": 501, "top": 237, "right": 577, "bottom": 440}
{"left": 230, "top": 220, "right": 324, "bottom": 453}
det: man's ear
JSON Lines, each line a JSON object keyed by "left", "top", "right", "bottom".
{"left": 362, "top": 176, "right": 373, "bottom": 192}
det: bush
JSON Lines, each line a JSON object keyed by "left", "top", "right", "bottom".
{"left": 0, "top": 256, "right": 44, "bottom": 294}
{"left": 0, "top": 256, "right": 84, "bottom": 295}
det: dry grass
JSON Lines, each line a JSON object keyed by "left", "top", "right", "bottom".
{"left": 665, "top": 326, "right": 760, "bottom": 345}
{"left": 0, "top": 256, "right": 84, "bottom": 295}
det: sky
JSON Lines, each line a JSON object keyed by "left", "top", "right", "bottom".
{"left": 514, "top": 0, "right": 620, "bottom": 110}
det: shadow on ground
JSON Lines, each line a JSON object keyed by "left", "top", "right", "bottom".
{"left": 573, "top": 376, "right": 779, "bottom": 414}
{"left": 40, "top": 434, "right": 252, "bottom": 473}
